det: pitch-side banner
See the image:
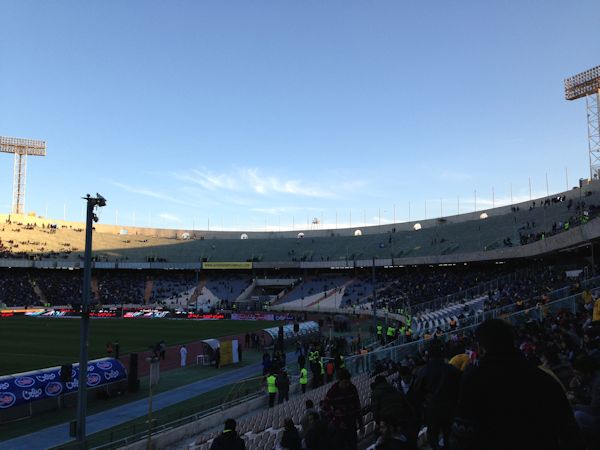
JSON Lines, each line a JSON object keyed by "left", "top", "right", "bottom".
{"left": 231, "top": 313, "right": 293, "bottom": 321}
{"left": 202, "top": 262, "right": 252, "bottom": 270}
{"left": 0, "top": 358, "right": 126, "bottom": 410}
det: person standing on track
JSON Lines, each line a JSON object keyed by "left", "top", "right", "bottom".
{"left": 180, "top": 345, "right": 187, "bottom": 368}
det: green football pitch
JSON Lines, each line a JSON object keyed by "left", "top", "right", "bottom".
{"left": 0, "top": 317, "right": 279, "bottom": 376}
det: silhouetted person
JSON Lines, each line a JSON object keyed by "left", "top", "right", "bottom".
{"left": 450, "top": 319, "right": 585, "bottom": 450}
{"left": 414, "top": 342, "right": 460, "bottom": 450}
{"left": 210, "top": 418, "right": 245, "bottom": 450}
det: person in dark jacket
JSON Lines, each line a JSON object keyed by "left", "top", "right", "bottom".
{"left": 450, "top": 319, "right": 586, "bottom": 450}
{"left": 324, "top": 368, "right": 363, "bottom": 450}
{"left": 210, "top": 418, "right": 245, "bottom": 450}
{"left": 414, "top": 341, "right": 461, "bottom": 450}
{"left": 298, "top": 352, "right": 306, "bottom": 370}
{"left": 280, "top": 418, "right": 302, "bottom": 450}
{"left": 397, "top": 366, "right": 419, "bottom": 413}
{"left": 277, "top": 369, "right": 290, "bottom": 403}
{"left": 572, "top": 354, "right": 600, "bottom": 448}
{"left": 300, "top": 400, "right": 317, "bottom": 441}
{"left": 303, "top": 411, "right": 329, "bottom": 450}
{"left": 371, "top": 375, "right": 418, "bottom": 447}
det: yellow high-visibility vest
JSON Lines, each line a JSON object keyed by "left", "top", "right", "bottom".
{"left": 300, "top": 368, "right": 308, "bottom": 385}
{"left": 267, "top": 375, "right": 278, "bottom": 393}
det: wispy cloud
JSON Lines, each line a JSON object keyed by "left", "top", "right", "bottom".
{"left": 175, "top": 170, "right": 239, "bottom": 191}
{"left": 110, "top": 181, "right": 195, "bottom": 207}
{"left": 171, "top": 167, "right": 339, "bottom": 199}
{"left": 158, "top": 213, "right": 182, "bottom": 223}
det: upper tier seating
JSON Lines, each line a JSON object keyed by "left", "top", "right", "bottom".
{"left": 2, "top": 185, "right": 600, "bottom": 264}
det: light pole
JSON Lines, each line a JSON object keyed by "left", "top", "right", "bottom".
{"left": 372, "top": 257, "right": 377, "bottom": 338}
{"left": 76, "top": 193, "right": 106, "bottom": 449}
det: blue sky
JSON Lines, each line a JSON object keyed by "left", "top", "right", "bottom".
{"left": 1, "top": 1, "right": 599, "bottom": 231}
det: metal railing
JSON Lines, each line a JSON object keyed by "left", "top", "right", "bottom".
{"left": 53, "top": 276, "right": 600, "bottom": 450}
{"left": 344, "top": 283, "right": 596, "bottom": 377}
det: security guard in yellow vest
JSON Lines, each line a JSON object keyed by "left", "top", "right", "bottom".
{"left": 377, "top": 324, "right": 384, "bottom": 344}
{"left": 267, "top": 372, "right": 278, "bottom": 408}
{"left": 299, "top": 367, "right": 308, "bottom": 393}
{"left": 386, "top": 326, "right": 395, "bottom": 343}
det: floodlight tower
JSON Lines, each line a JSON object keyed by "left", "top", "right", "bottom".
{"left": 565, "top": 65, "right": 600, "bottom": 180}
{"left": 0, "top": 136, "right": 46, "bottom": 214}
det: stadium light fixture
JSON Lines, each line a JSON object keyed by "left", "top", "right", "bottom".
{"left": 0, "top": 136, "right": 46, "bottom": 214}
{"left": 75, "top": 193, "right": 106, "bottom": 449}
{"left": 565, "top": 65, "right": 600, "bottom": 180}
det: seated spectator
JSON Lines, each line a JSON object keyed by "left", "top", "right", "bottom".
{"left": 210, "top": 418, "right": 245, "bottom": 450}
{"left": 373, "top": 416, "right": 417, "bottom": 450}
{"left": 450, "top": 319, "right": 586, "bottom": 450}
{"left": 541, "top": 348, "right": 574, "bottom": 390}
{"left": 280, "top": 418, "right": 302, "bottom": 450}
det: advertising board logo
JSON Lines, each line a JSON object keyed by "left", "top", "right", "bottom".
{"left": 36, "top": 373, "right": 56, "bottom": 382}
{"left": 87, "top": 373, "right": 101, "bottom": 387}
{"left": 45, "top": 382, "right": 63, "bottom": 397}
{"left": 22, "top": 388, "right": 42, "bottom": 401}
{"left": 14, "top": 377, "right": 35, "bottom": 388}
{"left": 96, "top": 361, "right": 113, "bottom": 370}
{"left": 0, "top": 392, "right": 16, "bottom": 408}
{"left": 104, "top": 370, "right": 121, "bottom": 381}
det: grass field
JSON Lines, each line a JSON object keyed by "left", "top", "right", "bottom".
{"left": 0, "top": 316, "right": 279, "bottom": 375}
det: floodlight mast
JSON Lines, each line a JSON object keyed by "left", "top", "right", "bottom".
{"left": 565, "top": 66, "right": 600, "bottom": 181}
{"left": 0, "top": 136, "right": 46, "bottom": 214}
{"left": 75, "top": 194, "right": 106, "bottom": 449}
